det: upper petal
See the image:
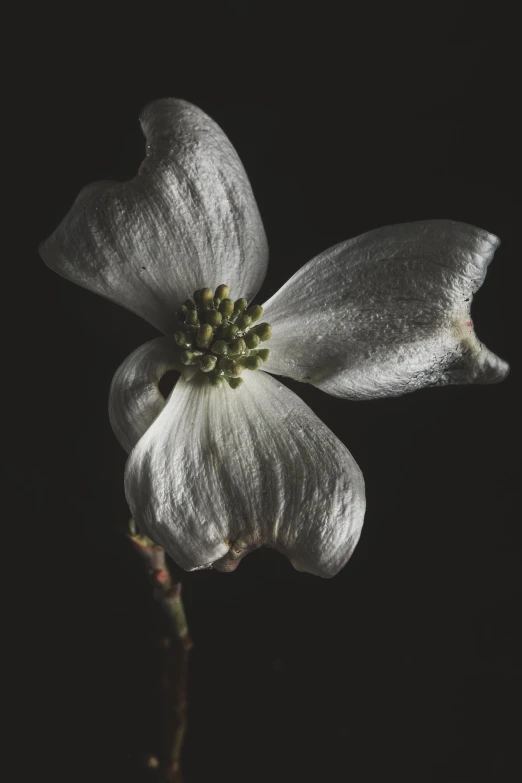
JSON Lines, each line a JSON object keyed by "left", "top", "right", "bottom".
{"left": 125, "top": 371, "right": 365, "bottom": 578}
{"left": 39, "top": 99, "right": 269, "bottom": 334}
{"left": 109, "top": 336, "right": 185, "bottom": 453}
{"left": 262, "top": 220, "right": 509, "bottom": 399}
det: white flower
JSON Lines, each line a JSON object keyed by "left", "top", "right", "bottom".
{"left": 39, "top": 99, "right": 509, "bottom": 578}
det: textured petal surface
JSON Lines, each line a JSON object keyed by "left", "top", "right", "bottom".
{"left": 40, "top": 99, "right": 269, "bottom": 333}
{"left": 109, "top": 336, "right": 185, "bottom": 453}
{"left": 262, "top": 221, "right": 509, "bottom": 399}
{"left": 125, "top": 372, "right": 365, "bottom": 577}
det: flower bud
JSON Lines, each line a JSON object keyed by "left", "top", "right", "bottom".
{"left": 246, "top": 304, "right": 263, "bottom": 323}
{"left": 253, "top": 322, "right": 272, "bottom": 341}
{"left": 214, "top": 284, "right": 230, "bottom": 301}
{"left": 219, "top": 298, "right": 235, "bottom": 318}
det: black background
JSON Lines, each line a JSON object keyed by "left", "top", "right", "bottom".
{"left": 12, "top": 4, "right": 520, "bottom": 782}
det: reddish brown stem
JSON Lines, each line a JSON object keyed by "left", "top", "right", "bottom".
{"left": 129, "top": 524, "right": 192, "bottom": 782}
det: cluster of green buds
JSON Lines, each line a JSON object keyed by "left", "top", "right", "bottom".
{"left": 174, "top": 284, "right": 271, "bottom": 388}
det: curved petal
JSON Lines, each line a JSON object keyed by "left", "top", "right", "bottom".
{"left": 40, "top": 99, "right": 269, "bottom": 334}
{"left": 262, "top": 220, "right": 509, "bottom": 399}
{"left": 109, "top": 336, "right": 187, "bottom": 453}
{"left": 125, "top": 372, "right": 365, "bottom": 578}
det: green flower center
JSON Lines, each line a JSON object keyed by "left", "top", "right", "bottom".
{"left": 174, "top": 284, "right": 271, "bottom": 388}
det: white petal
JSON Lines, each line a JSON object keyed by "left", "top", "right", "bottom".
{"left": 40, "top": 99, "right": 269, "bottom": 334}
{"left": 109, "top": 336, "right": 185, "bottom": 453}
{"left": 125, "top": 372, "right": 365, "bottom": 578}
{"left": 262, "top": 220, "right": 509, "bottom": 399}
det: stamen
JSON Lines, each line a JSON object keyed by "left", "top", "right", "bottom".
{"left": 174, "top": 284, "right": 271, "bottom": 388}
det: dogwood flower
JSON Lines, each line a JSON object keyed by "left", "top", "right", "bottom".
{"left": 40, "top": 99, "right": 509, "bottom": 577}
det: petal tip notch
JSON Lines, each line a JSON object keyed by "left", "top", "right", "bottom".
{"left": 211, "top": 536, "right": 262, "bottom": 573}
{"left": 472, "top": 346, "right": 510, "bottom": 385}
{"left": 445, "top": 337, "right": 510, "bottom": 387}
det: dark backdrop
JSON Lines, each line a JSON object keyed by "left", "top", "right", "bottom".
{"left": 14, "top": 4, "right": 520, "bottom": 782}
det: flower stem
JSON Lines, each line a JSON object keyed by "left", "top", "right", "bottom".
{"left": 129, "top": 522, "right": 192, "bottom": 782}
